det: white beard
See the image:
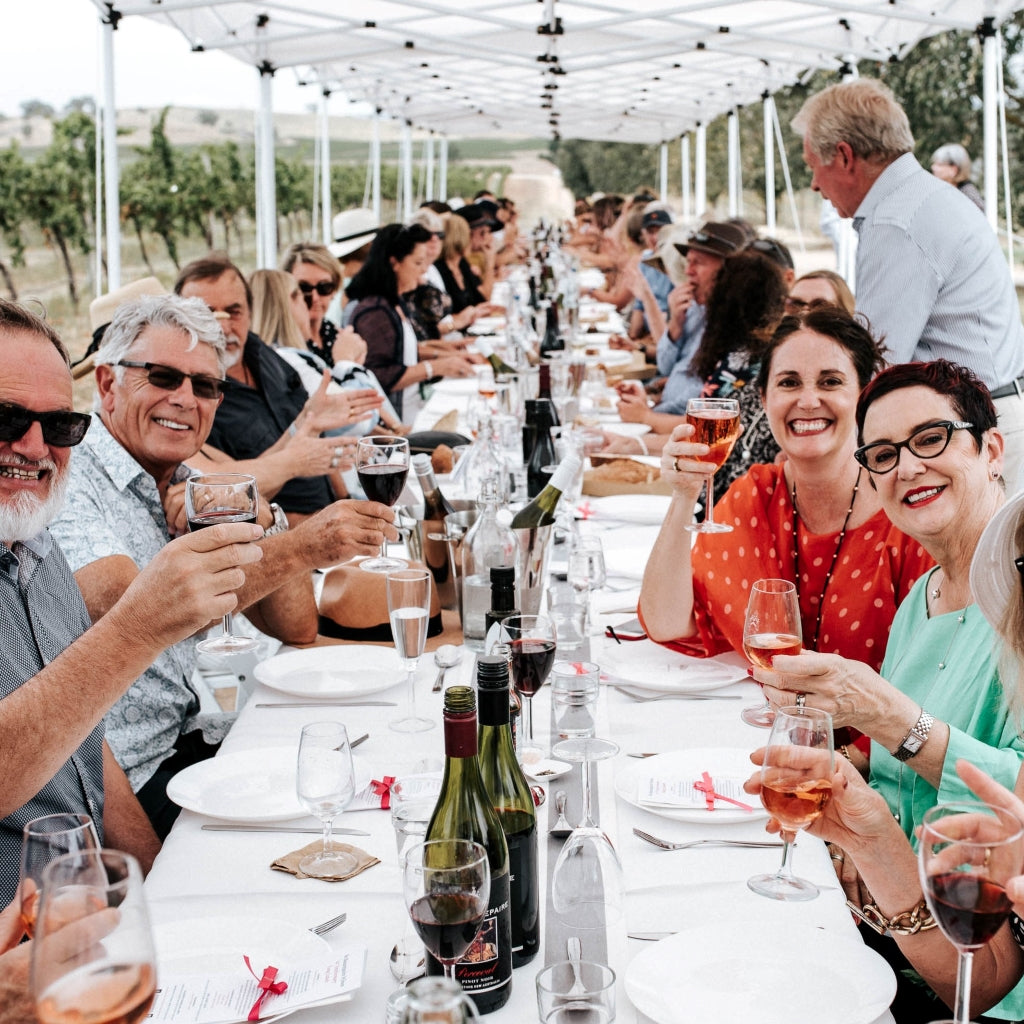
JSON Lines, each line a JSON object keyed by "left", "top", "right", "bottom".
{"left": 0, "top": 460, "right": 70, "bottom": 544}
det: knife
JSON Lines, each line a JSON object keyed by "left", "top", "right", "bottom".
{"left": 254, "top": 701, "right": 397, "bottom": 708}
{"left": 628, "top": 931, "right": 677, "bottom": 941}
{"left": 201, "top": 824, "right": 371, "bottom": 836}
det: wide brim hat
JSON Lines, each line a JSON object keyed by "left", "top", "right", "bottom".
{"left": 329, "top": 208, "right": 379, "bottom": 258}
{"left": 643, "top": 225, "right": 688, "bottom": 285}
{"left": 970, "top": 488, "right": 1024, "bottom": 632}
{"left": 673, "top": 221, "right": 747, "bottom": 260}
{"left": 77, "top": 276, "right": 168, "bottom": 380}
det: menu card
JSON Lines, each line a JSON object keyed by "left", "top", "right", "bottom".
{"left": 639, "top": 774, "right": 748, "bottom": 808}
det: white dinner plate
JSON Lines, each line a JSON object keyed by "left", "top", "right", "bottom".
{"left": 583, "top": 347, "right": 632, "bottom": 367}
{"left": 602, "top": 422, "right": 652, "bottom": 439}
{"left": 467, "top": 316, "right": 506, "bottom": 335}
{"left": 585, "top": 494, "right": 671, "bottom": 525}
{"left": 254, "top": 646, "right": 402, "bottom": 699}
{"left": 625, "top": 921, "right": 895, "bottom": 1024}
{"left": 614, "top": 747, "right": 768, "bottom": 824}
{"left": 166, "top": 747, "right": 369, "bottom": 822}
{"left": 429, "top": 377, "right": 479, "bottom": 396}
{"left": 598, "top": 638, "right": 742, "bottom": 691}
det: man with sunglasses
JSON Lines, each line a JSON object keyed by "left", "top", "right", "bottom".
{"left": 0, "top": 299, "right": 267, "bottom": 902}
{"left": 49, "top": 294, "right": 399, "bottom": 837}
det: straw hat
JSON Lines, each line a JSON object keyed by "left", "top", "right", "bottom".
{"left": 643, "top": 225, "right": 688, "bottom": 285}
{"left": 969, "top": 489, "right": 1024, "bottom": 632}
{"left": 328, "top": 208, "right": 379, "bottom": 259}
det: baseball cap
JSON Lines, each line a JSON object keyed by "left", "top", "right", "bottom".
{"left": 641, "top": 208, "right": 673, "bottom": 230}
{"left": 674, "top": 221, "right": 748, "bottom": 259}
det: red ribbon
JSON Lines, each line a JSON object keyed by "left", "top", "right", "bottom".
{"left": 577, "top": 501, "right": 594, "bottom": 520}
{"left": 244, "top": 956, "right": 288, "bottom": 1022}
{"left": 694, "top": 772, "right": 755, "bottom": 812}
{"left": 371, "top": 776, "right": 396, "bottom": 810}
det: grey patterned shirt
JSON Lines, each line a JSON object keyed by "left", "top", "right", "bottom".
{"left": 0, "top": 531, "right": 105, "bottom": 906}
{"left": 50, "top": 416, "right": 234, "bottom": 790}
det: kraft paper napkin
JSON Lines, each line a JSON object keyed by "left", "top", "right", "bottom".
{"left": 272, "top": 842, "right": 380, "bottom": 881}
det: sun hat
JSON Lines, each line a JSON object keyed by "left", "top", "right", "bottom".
{"left": 970, "top": 488, "right": 1024, "bottom": 632}
{"left": 643, "top": 225, "right": 688, "bottom": 284}
{"left": 329, "top": 208, "right": 379, "bottom": 259}
{"left": 75, "top": 276, "right": 168, "bottom": 379}
{"left": 673, "top": 221, "right": 747, "bottom": 260}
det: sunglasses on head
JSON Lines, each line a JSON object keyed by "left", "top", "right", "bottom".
{"left": 297, "top": 280, "right": 336, "bottom": 297}
{"left": 0, "top": 403, "right": 92, "bottom": 447}
{"left": 116, "top": 361, "right": 226, "bottom": 401}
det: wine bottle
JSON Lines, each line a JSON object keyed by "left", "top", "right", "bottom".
{"left": 510, "top": 454, "right": 582, "bottom": 530}
{"left": 538, "top": 303, "right": 564, "bottom": 356}
{"left": 485, "top": 565, "right": 519, "bottom": 636}
{"left": 425, "top": 687, "right": 513, "bottom": 1012}
{"left": 412, "top": 453, "right": 457, "bottom": 607}
{"left": 476, "top": 657, "right": 539, "bottom": 968}
{"left": 524, "top": 399, "right": 559, "bottom": 499}
{"left": 474, "top": 337, "right": 517, "bottom": 377}
{"left": 412, "top": 454, "right": 456, "bottom": 521}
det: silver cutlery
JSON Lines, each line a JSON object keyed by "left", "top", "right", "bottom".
{"left": 627, "top": 752, "right": 659, "bottom": 758}
{"left": 611, "top": 685, "right": 742, "bottom": 702}
{"left": 254, "top": 701, "right": 397, "bottom": 708}
{"left": 432, "top": 644, "right": 461, "bottom": 693}
{"left": 309, "top": 911, "right": 347, "bottom": 936}
{"left": 628, "top": 931, "right": 677, "bottom": 941}
{"left": 201, "top": 824, "right": 371, "bottom": 836}
{"left": 549, "top": 791, "right": 573, "bottom": 839}
{"left": 350, "top": 732, "right": 369, "bottom": 749}
{"left": 632, "top": 828, "right": 783, "bottom": 852}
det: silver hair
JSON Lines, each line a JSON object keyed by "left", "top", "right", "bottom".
{"left": 792, "top": 79, "right": 914, "bottom": 165}
{"left": 96, "top": 294, "right": 229, "bottom": 379}
{"left": 931, "top": 143, "right": 973, "bottom": 184}
{"left": 408, "top": 208, "right": 444, "bottom": 234}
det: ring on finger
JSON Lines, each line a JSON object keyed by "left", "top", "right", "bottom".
{"left": 334, "top": 446, "right": 344, "bottom": 457}
{"left": 330, "top": 457, "right": 339, "bottom": 468}
{"left": 672, "top": 457, "right": 680, "bottom": 473}
{"left": 795, "top": 692, "right": 806, "bottom": 710}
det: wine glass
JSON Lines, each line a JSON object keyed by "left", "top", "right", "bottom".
{"left": 683, "top": 397, "right": 741, "bottom": 534}
{"left": 550, "top": 737, "right": 624, "bottom": 930}
{"left": 499, "top": 613, "right": 557, "bottom": 759}
{"left": 31, "top": 849, "right": 156, "bottom": 1024}
{"left": 387, "top": 568, "right": 435, "bottom": 733}
{"left": 919, "top": 801, "right": 1024, "bottom": 1024}
{"left": 748, "top": 705, "right": 834, "bottom": 901}
{"left": 403, "top": 839, "right": 490, "bottom": 981}
{"left": 18, "top": 814, "right": 100, "bottom": 938}
{"left": 741, "top": 579, "right": 802, "bottom": 729}
{"left": 296, "top": 721, "right": 358, "bottom": 879}
{"left": 185, "top": 472, "right": 260, "bottom": 655}
{"left": 356, "top": 435, "right": 410, "bottom": 573}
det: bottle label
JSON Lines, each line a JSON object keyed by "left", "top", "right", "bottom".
{"left": 451, "top": 871, "right": 513, "bottom": 1002}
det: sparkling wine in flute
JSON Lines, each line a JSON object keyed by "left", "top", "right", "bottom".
{"left": 743, "top": 632, "right": 802, "bottom": 670}
{"left": 927, "top": 873, "right": 1013, "bottom": 948}
{"left": 36, "top": 962, "right": 156, "bottom": 1024}
{"left": 686, "top": 409, "right": 741, "bottom": 469}
{"left": 760, "top": 773, "right": 833, "bottom": 832}
{"left": 391, "top": 606, "right": 429, "bottom": 662}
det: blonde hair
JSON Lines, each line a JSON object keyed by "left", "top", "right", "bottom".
{"left": 792, "top": 270, "right": 856, "bottom": 315}
{"left": 250, "top": 269, "right": 307, "bottom": 350}
{"left": 441, "top": 212, "right": 469, "bottom": 261}
{"left": 279, "top": 242, "right": 342, "bottom": 291}
{"left": 792, "top": 79, "right": 914, "bottom": 165}
{"left": 998, "top": 512, "right": 1024, "bottom": 728}
{"left": 409, "top": 208, "right": 443, "bottom": 234}
{"left": 932, "top": 143, "right": 973, "bottom": 184}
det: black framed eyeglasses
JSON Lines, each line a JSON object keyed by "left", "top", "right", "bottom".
{"left": 297, "top": 280, "right": 336, "bottom": 297}
{"left": 854, "top": 420, "right": 974, "bottom": 474}
{"left": 0, "top": 403, "right": 91, "bottom": 447}
{"left": 116, "top": 361, "right": 226, "bottom": 401}
{"left": 433, "top": 231, "right": 445, "bottom": 240}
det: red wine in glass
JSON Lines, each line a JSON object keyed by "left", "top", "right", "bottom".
{"left": 926, "top": 872, "right": 1013, "bottom": 948}
{"left": 509, "top": 638, "right": 556, "bottom": 697}
{"left": 409, "top": 889, "right": 487, "bottom": 964}
{"left": 187, "top": 508, "right": 259, "bottom": 530}
{"left": 357, "top": 464, "right": 409, "bottom": 507}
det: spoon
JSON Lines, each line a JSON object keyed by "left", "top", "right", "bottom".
{"left": 432, "top": 644, "right": 462, "bottom": 692}
{"left": 567, "top": 936, "right": 586, "bottom": 997}
{"left": 549, "top": 790, "right": 573, "bottom": 839}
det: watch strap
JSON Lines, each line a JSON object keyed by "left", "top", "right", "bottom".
{"left": 892, "top": 709, "right": 935, "bottom": 762}
{"left": 265, "top": 502, "right": 289, "bottom": 536}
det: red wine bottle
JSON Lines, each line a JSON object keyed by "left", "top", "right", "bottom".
{"left": 477, "top": 656, "right": 539, "bottom": 968}
{"left": 425, "top": 687, "right": 513, "bottom": 1012}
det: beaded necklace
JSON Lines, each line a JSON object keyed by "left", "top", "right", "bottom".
{"left": 790, "top": 467, "right": 862, "bottom": 651}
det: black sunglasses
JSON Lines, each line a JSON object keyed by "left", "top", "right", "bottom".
{"left": 0, "top": 403, "right": 92, "bottom": 447}
{"left": 116, "top": 361, "right": 226, "bottom": 401}
{"left": 297, "top": 280, "right": 336, "bottom": 297}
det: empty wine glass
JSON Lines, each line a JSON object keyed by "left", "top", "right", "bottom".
{"left": 550, "top": 737, "right": 624, "bottom": 930}
{"left": 499, "top": 613, "right": 556, "bottom": 759}
{"left": 31, "top": 849, "right": 156, "bottom": 1024}
{"left": 19, "top": 814, "right": 100, "bottom": 938}
{"left": 356, "top": 435, "right": 410, "bottom": 573}
{"left": 748, "top": 706, "right": 834, "bottom": 901}
{"left": 387, "top": 568, "right": 435, "bottom": 733}
{"left": 741, "top": 579, "right": 802, "bottom": 729}
{"left": 296, "top": 721, "right": 357, "bottom": 879}
{"left": 403, "top": 839, "right": 490, "bottom": 981}
{"left": 919, "top": 801, "right": 1024, "bottom": 1024}
{"left": 684, "top": 397, "right": 741, "bottom": 534}
{"left": 185, "top": 473, "right": 260, "bottom": 654}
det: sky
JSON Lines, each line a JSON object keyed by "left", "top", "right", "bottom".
{"left": 4, "top": 0, "right": 317, "bottom": 117}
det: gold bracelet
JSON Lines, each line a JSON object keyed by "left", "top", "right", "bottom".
{"left": 848, "top": 898, "right": 937, "bottom": 936}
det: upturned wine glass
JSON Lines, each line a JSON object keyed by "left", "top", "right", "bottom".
{"left": 499, "top": 613, "right": 556, "bottom": 759}
{"left": 296, "top": 721, "right": 357, "bottom": 879}
{"left": 387, "top": 568, "right": 435, "bottom": 733}
{"left": 741, "top": 579, "right": 802, "bottom": 729}
{"left": 919, "top": 801, "right": 1024, "bottom": 1024}
{"left": 185, "top": 472, "right": 260, "bottom": 655}
{"left": 357, "top": 435, "right": 409, "bottom": 573}
{"left": 683, "top": 397, "right": 741, "bottom": 534}
{"left": 31, "top": 849, "right": 156, "bottom": 1024}
{"left": 748, "top": 706, "right": 834, "bottom": 902}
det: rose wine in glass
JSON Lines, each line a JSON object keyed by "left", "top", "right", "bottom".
{"left": 748, "top": 706, "right": 833, "bottom": 902}
{"left": 185, "top": 473, "right": 260, "bottom": 655}
{"left": 919, "top": 801, "right": 1024, "bottom": 1024}
{"left": 357, "top": 435, "right": 410, "bottom": 573}
{"left": 387, "top": 569, "right": 435, "bottom": 733}
{"left": 684, "top": 397, "right": 741, "bottom": 534}
{"left": 741, "top": 579, "right": 802, "bottom": 728}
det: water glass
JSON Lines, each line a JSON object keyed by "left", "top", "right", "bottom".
{"left": 536, "top": 960, "right": 616, "bottom": 1024}
{"left": 551, "top": 660, "right": 600, "bottom": 739}
{"left": 548, "top": 592, "right": 588, "bottom": 650}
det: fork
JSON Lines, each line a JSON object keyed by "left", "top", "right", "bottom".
{"left": 611, "top": 685, "right": 741, "bottom": 702}
{"left": 632, "top": 827, "right": 783, "bottom": 851}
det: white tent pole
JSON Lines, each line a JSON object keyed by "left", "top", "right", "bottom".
{"left": 659, "top": 142, "right": 668, "bottom": 202}
{"left": 763, "top": 93, "right": 776, "bottom": 233}
{"left": 439, "top": 137, "right": 448, "bottom": 203}
{"left": 982, "top": 17, "right": 999, "bottom": 230}
{"left": 256, "top": 65, "right": 277, "bottom": 268}
{"left": 771, "top": 97, "right": 803, "bottom": 251}
{"left": 371, "top": 110, "right": 382, "bottom": 223}
{"left": 425, "top": 134, "right": 435, "bottom": 202}
{"left": 401, "top": 122, "right": 414, "bottom": 222}
{"left": 93, "top": 36, "right": 104, "bottom": 298}
{"left": 681, "top": 135, "right": 691, "bottom": 221}
{"left": 996, "top": 29, "right": 1014, "bottom": 272}
{"left": 727, "top": 110, "right": 739, "bottom": 217}
{"left": 311, "top": 130, "right": 320, "bottom": 239}
{"left": 695, "top": 123, "right": 707, "bottom": 218}
{"left": 319, "top": 90, "right": 332, "bottom": 246}
{"left": 100, "top": 10, "right": 121, "bottom": 290}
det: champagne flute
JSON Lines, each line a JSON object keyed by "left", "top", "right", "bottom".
{"left": 741, "top": 579, "right": 802, "bottom": 729}
{"left": 296, "top": 722, "right": 357, "bottom": 879}
{"left": 919, "top": 801, "right": 1024, "bottom": 1024}
{"left": 31, "top": 849, "right": 156, "bottom": 1024}
{"left": 499, "top": 613, "right": 557, "bottom": 759}
{"left": 18, "top": 814, "right": 100, "bottom": 938}
{"left": 357, "top": 435, "right": 410, "bottom": 573}
{"left": 185, "top": 473, "right": 260, "bottom": 655}
{"left": 748, "top": 706, "right": 834, "bottom": 901}
{"left": 403, "top": 839, "right": 490, "bottom": 981}
{"left": 683, "top": 397, "right": 741, "bottom": 534}
{"left": 387, "top": 568, "right": 435, "bottom": 733}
